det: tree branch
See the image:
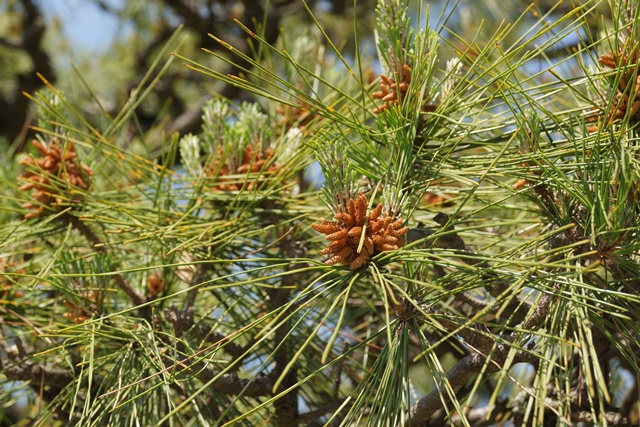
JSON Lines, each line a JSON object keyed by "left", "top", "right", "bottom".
{"left": 0, "top": 329, "right": 74, "bottom": 404}
{"left": 409, "top": 215, "right": 532, "bottom": 325}
{"left": 163, "top": 0, "right": 283, "bottom": 139}
{"left": 67, "top": 214, "right": 145, "bottom": 307}
{"left": 407, "top": 349, "right": 536, "bottom": 425}
{"left": 266, "top": 231, "right": 306, "bottom": 426}
{"left": 444, "top": 397, "right": 510, "bottom": 427}
{"left": 1, "top": 0, "right": 55, "bottom": 146}
{"left": 296, "top": 398, "right": 348, "bottom": 424}
{"left": 165, "top": 305, "right": 245, "bottom": 359}
{"left": 163, "top": 354, "right": 274, "bottom": 398}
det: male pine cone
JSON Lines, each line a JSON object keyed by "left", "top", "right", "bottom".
{"left": 19, "top": 140, "right": 92, "bottom": 219}
{"left": 312, "top": 192, "right": 408, "bottom": 270}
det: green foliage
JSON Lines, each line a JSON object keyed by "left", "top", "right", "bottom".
{"left": 2, "top": 0, "right": 640, "bottom": 426}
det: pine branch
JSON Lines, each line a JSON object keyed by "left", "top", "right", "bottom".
{"left": 407, "top": 349, "right": 537, "bottom": 425}
{"left": 165, "top": 305, "right": 245, "bottom": 359}
{"left": 162, "top": 353, "right": 274, "bottom": 398}
{"left": 1, "top": 0, "right": 55, "bottom": 146}
{"left": 0, "top": 328, "right": 73, "bottom": 404}
{"left": 66, "top": 214, "right": 144, "bottom": 307}
{"left": 266, "top": 232, "right": 307, "bottom": 426}
{"left": 407, "top": 286, "right": 557, "bottom": 424}
{"left": 443, "top": 398, "right": 510, "bottom": 427}
{"left": 295, "top": 398, "right": 348, "bottom": 424}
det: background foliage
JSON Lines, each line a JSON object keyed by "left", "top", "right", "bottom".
{"left": 1, "top": 0, "right": 640, "bottom": 426}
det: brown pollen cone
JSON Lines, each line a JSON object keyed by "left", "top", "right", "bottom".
{"left": 589, "top": 46, "right": 640, "bottom": 131}
{"left": 372, "top": 64, "right": 412, "bottom": 114}
{"left": 63, "top": 290, "right": 98, "bottom": 325}
{"left": 312, "top": 192, "right": 408, "bottom": 270}
{"left": 207, "top": 146, "right": 278, "bottom": 191}
{"left": 0, "top": 259, "right": 25, "bottom": 299}
{"left": 146, "top": 274, "right": 165, "bottom": 296}
{"left": 276, "top": 100, "right": 315, "bottom": 130}
{"left": 19, "top": 140, "right": 92, "bottom": 219}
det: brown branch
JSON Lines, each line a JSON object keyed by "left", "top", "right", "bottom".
{"left": 407, "top": 287, "right": 558, "bottom": 425}
{"left": 1, "top": 0, "right": 56, "bottom": 146}
{"left": 571, "top": 410, "right": 629, "bottom": 426}
{"left": 267, "top": 287, "right": 298, "bottom": 425}
{"left": 406, "top": 218, "right": 570, "bottom": 425}
{"left": 296, "top": 398, "right": 348, "bottom": 424}
{"left": 407, "top": 349, "right": 536, "bottom": 425}
{"left": 0, "top": 329, "right": 74, "bottom": 405}
{"left": 410, "top": 215, "right": 532, "bottom": 325}
{"left": 621, "top": 374, "right": 638, "bottom": 420}
{"left": 518, "top": 285, "right": 556, "bottom": 331}
{"left": 182, "top": 262, "right": 208, "bottom": 313}
{"left": 443, "top": 397, "right": 510, "bottom": 427}
{"left": 426, "top": 308, "right": 495, "bottom": 354}
{"left": 164, "top": 95, "right": 215, "bottom": 137}
{"left": 163, "top": 354, "right": 274, "bottom": 398}
{"left": 0, "top": 358, "right": 73, "bottom": 392}
{"left": 165, "top": 0, "right": 211, "bottom": 35}
{"left": 164, "top": 0, "right": 282, "bottom": 139}
{"left": 407, "top": 282, "right": 557, "bottom": 425}
{"left": 437, "top": 213, "right": 532, "bottom": 324}
{"left": 265, "top": 231, "right": 307, "bottom": 426}
{"left": 67, "top": 214, "right": 144, "bottom": 307}
{"left": 0, "top": 38, "right": 22, "bottom": 49}
{"left": 165, "top": 305, "right": 245, "bottom": 359}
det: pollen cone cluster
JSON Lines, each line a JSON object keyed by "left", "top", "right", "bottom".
{"left": 207, "top": 147, "right": 277, "bottom": 191}
{"left": 0, "top": 259, "right": 24, "bottom": 299}
{"left": 146, "top": 273, "right": 165, "bottom": 296}
{"left": 276, "top": 101, "right": 314, "bottom": 129}
{"left": 590, "top": 47, "right": 640, "bottom": 130}
{"left": 312, "top": 192, "right": 408, "bottom": 270}
{"left": 63, "top": 290, "right": 98, "bottom": 324}
{"left": 372, "top": 64, "right": 411, "bottom": 114}
{"left": 19, "top": 140, "right": 92, "bottom": 219}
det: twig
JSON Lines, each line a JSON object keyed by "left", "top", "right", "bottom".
{"left": 407, "top": 282, "right": 558, "bottom": 425}
{"left": 161, "top": 354, "right": 273, "bottom": 397}
{"left": 182, "top": 262, "right": 208, "bottom": 313}
{"left": 2, "top": 0, "right": 55, "bottom": 146}
{"left": 295, "top": 398, "right": 348, "bottom": 424}
{"left": 621, "top": 374, "right": 638, "bottom": 420}
{"left": 411, "top": 215, "right": 532, "bottom": 324}
{"left": 165, "top": 305, "right": 245, "bottom": 359}
{"left": 426, "top": 307, "right": 495, "bottom": 354}
{"left": 0, "top": 327, "right": 73, "bottom": 403}
{"left": 267, "top": 231, "right": 306, "bottom": 426}
{"left": 407, "top": 349, "right": 536, "bottom": 425}
{"left": 0, "top": 38, "right": 21, "bottom": 49}
{"left": 519, "top": 285, "right": 556, "bottom": 331}
{"left": 163, "top": 0, "right": 283, "bottom": 138}
{"left": 443, "top": 397, "right": 510, "bottom": 427}
{"left": 67, "top": 214, "right": 144, "bottom": 307}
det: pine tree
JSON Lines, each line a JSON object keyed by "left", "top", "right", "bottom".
{"left": 1, "top": 0, "right": 639, "bottom": 425}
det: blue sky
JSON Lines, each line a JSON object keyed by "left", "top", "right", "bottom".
{"left": 39, "top": 0, "right": 123, "bottom": 52}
